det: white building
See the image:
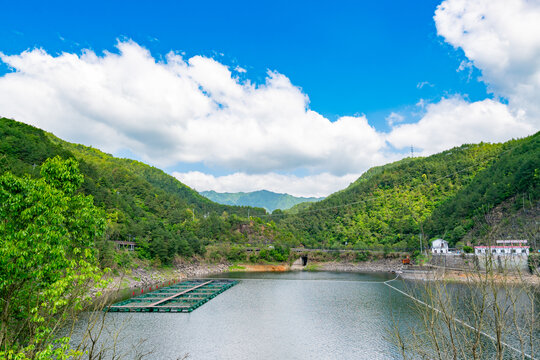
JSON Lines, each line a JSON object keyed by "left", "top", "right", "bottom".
{"left": 474, "top": 240, "right": 529, "bottom": 256}
{"left": 431, "top": 239, "right": 449, "bottom": 254}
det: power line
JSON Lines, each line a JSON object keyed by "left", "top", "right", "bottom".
{"left": 384, "top": 276, "right": 536, "bottom": 359}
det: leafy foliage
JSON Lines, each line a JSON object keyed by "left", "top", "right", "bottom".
{"left": 0, "top": 118, "right": 271, "bottom": 265}
{"left": 425, "top": 133, "right": 540, "bottom": 244}
{"left": 279, "top": 133, "right": 539, "bottom": 249}
{"left": 1, "top": 117, "right": 538, "bottom": 262}
{"left": 0, "top": 157, "right": 107, "bottom": 358}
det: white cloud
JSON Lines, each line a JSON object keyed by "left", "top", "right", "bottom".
{"left": 1, "top": 16, "right": 539, "bottom": 198}
{"left": 173, "top": 171, "right": 360, "bottom": 198}
{"left": 457, "top": 60, "right": 474, "bottom": 80}
{"left": 384, "top": 0, "right": 540, "bottom": 157}
{"left": 435, "top": 0, "right": 540, "bottom": 124}
{"left": 385, "top": 112, "right": 405, "bottom": 126}
{"left": 417, "top": 81, "right": 434, "bottom": 89}
{"left": 387, "top": 96, "right": 533, "bottom": 155}
{"left": 0, "top": 41, "right": 388, "bottom": 175}
{"left": 234, "top": 65, "right": 246, "bottom": 73}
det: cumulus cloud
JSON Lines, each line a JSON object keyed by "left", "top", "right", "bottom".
{"left": 435, "top": 0, "right": 540, "bottom": 124}
{"left": 1, "top": 7, "right": 539, "bottom": 198}
{"left": 387, "top": 96, "right": 534, "bottom": 155}
{"left": 384, "top": 0, "right": 540, "bottom": 158}
{"left": 173, "top": 171, "right": 360, "bottom": 198}
{"left": 0, "top": 41, "right": 388, "bottom": 175}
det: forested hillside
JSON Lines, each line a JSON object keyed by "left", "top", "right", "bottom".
{"left": 279, "top": 133, "right": 539, "bottom": 250}
{"left": 0, "top": 117, "right": 267, "bottom": 264}
{"left": 2, "top": 117, "right": 537, "bottom": 258}
{"left": 425, "top": 133, "right": 539, "bottom": 246}
{"left": 201, "top": 189, "right": 323, "bottom": 212}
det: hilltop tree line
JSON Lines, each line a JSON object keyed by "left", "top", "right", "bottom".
{"left": 1, "top": 117, "right": 539, "bottom": 269}
{"left": 0, "top": 118, "right": 271, "bottom": 266}
{"left": 277, "top": 133, "right": 539, "bottom": 249}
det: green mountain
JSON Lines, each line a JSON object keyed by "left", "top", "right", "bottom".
{"left": 2, "top": 117, "right": 537, "bottom": 258}
{"left": 201, "top": 190, "right": 324, "bottom": 212}
{"left": 0, "top": 117, "right": 267, "bottom": 264}
{"left": 425, "top": 134, "right": 539, "bottom": 245}
{"left": 279, "top": 133, "right": 539, "bottom": 250}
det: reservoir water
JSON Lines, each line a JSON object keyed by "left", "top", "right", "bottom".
{"left": 69, "top": 271, "right": 538, "bottom": 359}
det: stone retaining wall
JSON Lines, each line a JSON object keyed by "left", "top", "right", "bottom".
{"left": 430, "top": 254, "right": 529, "bottom": 272}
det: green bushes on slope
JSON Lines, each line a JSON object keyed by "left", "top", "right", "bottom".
{"left": 278, "top": 133, "right": 539, "bottom": 249}
{"left": 2, "top": 117, "right": 537, "bottom": 257}
{"left": 425, "top": 133, "right": 539, "bottom": 245}
{"left": 0, "top": 118, "right": 269, "bottom": 265}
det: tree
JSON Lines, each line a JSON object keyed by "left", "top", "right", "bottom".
{"left": 389, "top": 254, "right": 538, "bottom": 360}
{"left": 0, "top": 156, "right": 107, "bottom": 358}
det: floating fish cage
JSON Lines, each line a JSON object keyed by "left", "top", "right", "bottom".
{"left": 107, "top": 279, "right": 238, "bottom": 313}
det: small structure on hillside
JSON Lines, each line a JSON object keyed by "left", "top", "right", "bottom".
{"left": 474, "top": 240, "right": 529, "bottom": 256}
{"left": 431, "top": 239, "right": 449, "bottom": 254}
{"left": 113, "top": 240, "right": 137, "bottom": 251}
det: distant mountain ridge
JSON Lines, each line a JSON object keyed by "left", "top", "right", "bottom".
{"left": 200, "top": 190, "right": 324, "bottom": 212}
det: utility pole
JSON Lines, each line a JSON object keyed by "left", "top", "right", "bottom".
{"left": 411, "top": 145, "right": 414, "bottom": 158}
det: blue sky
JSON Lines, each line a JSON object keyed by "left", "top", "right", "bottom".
{"left": 0, "top": 0, "right": 488, "bottom": 127}
{"left": 0, "top": 0, "right": 537, "bottom": 196}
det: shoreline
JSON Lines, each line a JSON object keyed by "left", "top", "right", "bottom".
{"left": 105, "top": 258, "right": 403, "bottom": 292}
{"left": 314, "top": 259, "right": 403, "bottom": 273}
{"left": 104, "top": 259, "right": 539, "bottom": 297}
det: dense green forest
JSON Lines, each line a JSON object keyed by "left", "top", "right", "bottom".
{"left": 201, "top": 189, "right": 323, "bottom": 212}
{"left": 2, "top": 117, "right": 538, "bottom": 262}
{"left": 277, "top": 133, "right": 539, "bottom": 250}
{"left": 425, "top": 133, "right": 539, "bottom": 245}
{"left": 0, "top": 117, "right": 272, "bottom": 265}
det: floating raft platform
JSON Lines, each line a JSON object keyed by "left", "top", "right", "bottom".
{"left": 107, "top": 279, "right": 238, "bottom": 313}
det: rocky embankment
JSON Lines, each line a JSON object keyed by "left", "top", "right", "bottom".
{"left": 106, "top": 262, "right": 230, "bottom": 292}
{"left": 105, "top": 258, "right": 404, "bottom": 294}
{"left": 400, "top": 267, "right": 540, "bottom": 285}
{"left": 175, "top": 262, "right": 231, "bottom": 278}
{"left": 315, "top": 258, "right": 403, "bottom": 273}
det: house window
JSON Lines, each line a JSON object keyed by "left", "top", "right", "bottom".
{"left": 492, "top": 249, "right": 496, "bottom": 254}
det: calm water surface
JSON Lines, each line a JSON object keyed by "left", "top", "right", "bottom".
{"left": 71, "top": 271, "right": 540, "bottom": 359}
{"left": 71, "top": 272, "right": 427, "bottom": 359}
